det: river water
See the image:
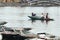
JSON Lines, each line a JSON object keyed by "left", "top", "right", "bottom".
{"left": 0, "top": 7, "right": 60, "bottom": 37}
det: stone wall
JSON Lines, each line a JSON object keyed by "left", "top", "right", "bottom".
{"left": 0, "top": 0, "right": 21, "bottom": 2}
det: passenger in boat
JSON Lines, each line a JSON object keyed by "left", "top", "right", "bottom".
{"left": 40, "top": 13, "right": 45, "bottom": 20}
{"left": 46, "top": 13, "right": 49, "bottom": 19}
{"left": 32, "top": 13, "right": 36, "bottom": 16}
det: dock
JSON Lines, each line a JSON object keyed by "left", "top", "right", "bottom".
{"left": 0, "top": 27, "right": 38, "bottom": 40}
